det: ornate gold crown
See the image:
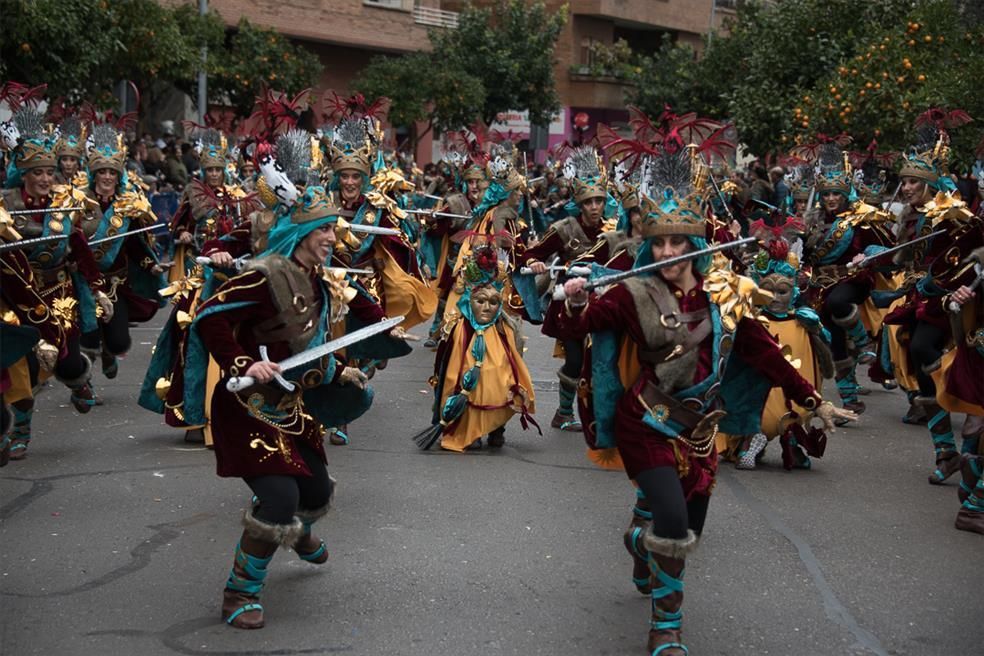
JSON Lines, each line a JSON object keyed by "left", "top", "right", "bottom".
{"left": 567, "top": 147, "right": 608, "bottom": 203}
{"left": 900, "top": 133, "right": 949, "bottom": 185}
{"left": 329, "top": 118, "right": 374, "bottom": 176}
{"left": 55, "top": 133, "right": 86, "bottom": 160}
{"left": 199, "top": 133, "right": 228, "bottom": 170}
{"left": 461, "top": 163, "right": 486, "bottom": 183}
{"left": 638, "top": 187, "right": 707, "bottom": 237}
{"left": 16, "top": 139, "right": 57, "bottom": 170}
{"left": 88, "top": 128, "right": 126, "bottom": 174}
{"left": 815, "top": 150, "right": 852, "bottom": 195}
{"left": 290, "top": 186, "right": 341, "bottom": 225}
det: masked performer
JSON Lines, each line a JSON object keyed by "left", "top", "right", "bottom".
{"left": 414, "top": 244, "right": 536, "bottom": 452}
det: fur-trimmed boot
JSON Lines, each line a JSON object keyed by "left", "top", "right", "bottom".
{"left": 101, "top": 349, "right": 119, "bottom": 379}
{"left": 623, "top": 490, "right": 653, "bottom": 595}
{"left": 552, "top": 369, "right": 582, "bottom": 432}
{"left": 59, "top": 354, "right": 96, "bottom": 414}
{"left": 919, "top": 398, "right": 960, "bottom": 485}
{"left": 7, "top": 400, "right": 33, "bottom": 461}
{"left": 293, "top": 499, "right": 332, "bottom": 565}
{"left": 643, "top": 529, "right": 698, "bottom": 656}
{"left": 832, "top": 304, "right": 875, "bottom": 364}
{"left": 222, "top": 508, "right": 303, "bottom": 629}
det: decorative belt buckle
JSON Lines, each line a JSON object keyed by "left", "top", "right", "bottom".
{"left": 660, "top": 312, "right": 681, "bottom": 329}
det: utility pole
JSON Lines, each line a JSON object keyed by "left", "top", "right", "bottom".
{"left": 197, "top": 0, "right": 208, "bottom": 124}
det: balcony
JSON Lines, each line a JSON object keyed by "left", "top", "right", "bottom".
{"left": 363, "top": 0, "right": 459, "bottom": 28}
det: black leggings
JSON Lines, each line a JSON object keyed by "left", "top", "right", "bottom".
{"left": 909, "top": 320, "right": 946, "bottom": 396}
{"left": 55, "top": 334, "right": 89, "bottom": 382}
{"left": 822, "top": 281, "right": 869, "bottom": 360}
{"left": 80, "top": 299, "right": 131, "bottom": 356}
{"left": 635, "top": 467, "right": 711, "bottom": 540}
{"left": 560, "top": 338, "right": 584, "bottom": 380}
{"left": 244, "top": 440, "right": 334, "bottom": 526}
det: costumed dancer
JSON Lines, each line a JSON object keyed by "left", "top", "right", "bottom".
{"left": 193, "top": 182, "right": 382, "bottom": 629}
{"left": 716, "top": 216, "right": 836, "bottom": 471}
{"left": 168, "top": 127, "right": 246, "bottom": 280}
{"left": 0, "top": 90, "right": 112, "bottom": 452}
{"left": 53, "top": 113, "right": 87, "bottom": 187}
{"left": 327, "top": 115, "right": 437, "bottom": 332}
{"left": 413, "top": 244, "right": 537, "bottom": 452}
{"left": 555, "top": 147, "right": 855, "bottom": 656}
{"left": 803, "top": 144, "right": 893, "bottom": 416}
{"left": 0, "top": 201, "right": 64, "bottom": 463}
{"left": 938, "top": 246, "right": 984, "bottom": 534}
{"left": 885, "top": 128, "right": 984, "bottom": 484}
{"left": 76, "top": 123, "right": 165, "bottom": 381}
{"left": 520, "top": 146, "right": 610, "bottom": 432}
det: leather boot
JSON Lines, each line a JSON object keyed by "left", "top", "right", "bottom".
{"left": 643, "top": 529, "right": 698, "bottom": 656}
{"left": 958, "top": 455, "right": 983, "bottom": 505}
{"left": 293, "top": 496, "right": 333, "bottom": 565}
{"left": 101, "top": 350, "right": 119, "bottom": 379}
{"left": 920, "top": 399, "right": 959, "bottom": 485}
{"left": 955, "top": 472, "right": 984, "bottom": 535}
{"left": 553, "top": 370, "right": 582, "bottom": 432}
{"left": 7, "top": 401, "right": 33, "bottom": 461}
{"left": 487, "top": 426, "right": 506, "bottom": 449}
{"left": 60, "top": 353, "right": 96, "bottom": 414}
{"left": 623, "top": 491, "right": 653, "bottom": 594}
{"left": 222, "top": 508, "right": 303, "bottom": 629}
{"left": 834, "top": 359, "right": 865, "bottom": 426}
{"left": 833, "top": 304, "right": 875, "bottom": 364}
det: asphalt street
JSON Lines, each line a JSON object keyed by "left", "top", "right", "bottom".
{"left": 1, "top": 315, "right": 981, "bottom": 656}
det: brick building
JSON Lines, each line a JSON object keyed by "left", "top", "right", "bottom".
{"left": 175, "top": 0, "right": 736, "bottom": 160}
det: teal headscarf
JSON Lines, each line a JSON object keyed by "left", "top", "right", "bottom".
{"left": 262, "top": 185, "right": 340, "bottom": 259}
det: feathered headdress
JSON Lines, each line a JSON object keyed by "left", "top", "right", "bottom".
{"left": 486, "top": 143, "right": 525, "bottom": 192}
{"left": 193, "top": 127, "right": 228, "bottom": 171}
{"left": 87, "top": 123, "right": 126, "bottom": 175}
{"left": 899, "top": 112, "right": 961, "bottom": 192}
{"left": 329, "top": 117, "right": 373, "bottom": 176}
{"left": 815, "top": 143, "right": 852, "bottom": 195}
{"left": 54, "top": 114, "right": 86, "bottom": 160}
{"left": 565, "top": 146, "right": 608, "bottom": 203}
{"left": 637, "top": 149, "right": 706, "bottom": 237}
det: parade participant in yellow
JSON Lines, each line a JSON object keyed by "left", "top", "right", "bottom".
{"left": 413, "top": 244, "right": 537, "bottom": 452}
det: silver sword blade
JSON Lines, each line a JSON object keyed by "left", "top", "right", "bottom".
{"left": 275, "top": 315, "right": 406, "bottom": 371}
{"left": 88, "top": 224, "right": 166, "bottom": 245}
{"left": 347, "top": 224, "right": 401, "bottom": 236}
{"left": 0, "top": 234, "right": 70, "bottom": 253}
{"left": 7, "top": 206, "right": 85, "bottom": 215}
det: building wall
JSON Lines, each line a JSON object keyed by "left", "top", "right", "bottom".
{"left": 204, "top": 0, "right": 432, "bottom": 52}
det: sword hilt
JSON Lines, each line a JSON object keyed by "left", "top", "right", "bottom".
{"left": 225, "top": 345, "right": 296, "bottom": 393}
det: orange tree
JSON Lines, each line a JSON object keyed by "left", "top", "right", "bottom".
{"left": 794, "top": 0, "right": 984, "bottom": 167}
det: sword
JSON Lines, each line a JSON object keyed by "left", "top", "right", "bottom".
{"left": 7, "top": 206, "right": 85, "bottom": 215}
{"left": 846, "top": 230, "right": 946, "bottom": 271}
{"left": 404, "top": 208, "right": 472, "bottom": 221}
{"left": 346, "top": 223, "right": 401, "bottom": 236}
{"left": 226, "top": 315, "right": 406, "bottom": 392}
{"left": 0, "top": 234, "right": 69, "bottom": 253}
{"left": 88, "top": 224, "right": 167, "bottom": 245}
{"left": 327, "top": 266, "right": 374, "bottom": 276}
{"left": 553, "top": 237, "right": 757, "bottom": 299}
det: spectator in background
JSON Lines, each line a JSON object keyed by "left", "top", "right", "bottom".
{"left": 181, "top": 142, "right": 200, "bottom": 178}
{"left": 163, "top": 143, "right": 188, "bottom": 189}
{"left": 126, "top": 139, "right": 148, "bottom": 178}
{"left": 747, "top": 164, "right": 774, "bottom": 206}
{"left": 145, "top": 138, "right": 165, "bottom": 176}
{"left": 770, "top": 166, "right": 790, "bottom": 211}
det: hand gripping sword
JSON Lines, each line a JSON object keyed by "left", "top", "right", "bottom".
{"left": 226, "top": 315, "right": 406, "bottom": 393}
{"left": 552, "top": 237, "right": 757, "bottom": 300}
{"left": 948, "top": 263, "right": 984, "bottom": 313}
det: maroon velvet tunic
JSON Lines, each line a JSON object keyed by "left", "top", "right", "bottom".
{"left": 195, "top": 264, "right": 339, "bottom": 479}
{"left": 554, "top": 278, "right": 819, "bottom": 496}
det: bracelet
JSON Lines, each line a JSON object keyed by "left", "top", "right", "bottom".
{"left": 801, "top": 394, "right": 821, "bottom": 411}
